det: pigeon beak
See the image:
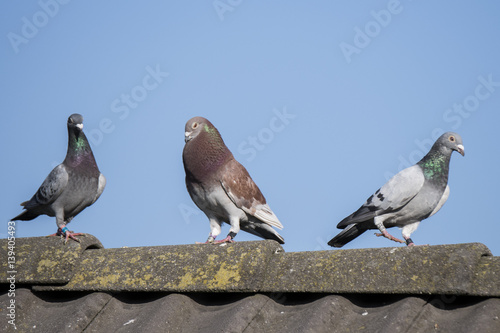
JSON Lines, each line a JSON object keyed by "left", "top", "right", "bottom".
{"left": 456, "top": 144, "right": 465, "bottom": 156}
{"left": 76, "top": 123, "right": 84, "bottom": 130}
{"left": 185, "top": 131, "right": 193, "bottom": 143}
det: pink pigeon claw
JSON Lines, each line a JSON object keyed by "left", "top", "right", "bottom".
{"left": 374, "top": 230, "right": 405, "bottom": 244}
{"left": 48, "top": 226, "right": 85, "bottom": 244}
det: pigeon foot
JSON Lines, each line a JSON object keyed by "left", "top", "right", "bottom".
{"left": 374, "top": 230, "right": 405, "bottom": 244}
{"left": 213, "top": 235, "right": 234, "bottom": 244}
{"left": 405, "top": 237, "right": 415, "bottom": 246}
{"left": 48, "top": 227, "right": 84, "bottom": 244}
{"left": 196, "top": 240, "right": 215, "bottom": 244}
{"left": 196, "top": 235, "right": 216, "bottom": 244}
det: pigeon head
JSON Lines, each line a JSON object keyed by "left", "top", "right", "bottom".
{"left": 184, "top": 116, "right": 220, "bottom": 143}
{"left": 68, "top": 113, "right": 84, "bottom": 138}
{"left": 417, "top": 132, "right": 464, "bottom": 182}
{"left": 436, "top": 132, "right": 465, "bottom": 157}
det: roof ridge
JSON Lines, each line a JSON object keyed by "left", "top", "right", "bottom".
{"left": 1, "top": 236, "right": 498, "bottom": 296}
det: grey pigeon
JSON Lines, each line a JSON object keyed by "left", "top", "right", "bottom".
{"left": 182, "top": 116, "right": 284, "bottom": 244}
{"left": 11, "top": 114, "right": 106, "bottom": 243}
{"left": 328, "top": 132, "right": 464, "bottom": 248}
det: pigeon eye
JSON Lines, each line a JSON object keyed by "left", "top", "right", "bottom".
{"left": 449, "top": 136, "right": 455, "bottom": 142}
{"left": 192, "top": 122, "right": 198, "bottom": 129}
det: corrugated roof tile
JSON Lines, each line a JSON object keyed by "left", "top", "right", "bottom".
{"left": 1, "top": 235, "right": 499, "bottom": 332}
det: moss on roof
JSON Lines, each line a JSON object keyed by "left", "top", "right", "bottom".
{"left": 1, "top": 235, "right": 498, "bottom": 296}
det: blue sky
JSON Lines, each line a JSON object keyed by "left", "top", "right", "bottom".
{"left": 2, "top": 1, "right": 499, "bottom": 255}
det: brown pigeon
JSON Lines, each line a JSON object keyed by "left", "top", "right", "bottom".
{"left": 11, "top": 114, "right": 106, "bottom": 243}
{"left": 182, "top": 116, "right": 284, "bottom": 244}
{"left": 328, "top": 132, "right": 464, "bottom": 248}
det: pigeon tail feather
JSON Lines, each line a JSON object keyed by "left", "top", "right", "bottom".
{"left": 252, "top": 206, "right": 284, "bottom": 230}
{"left": 328, "top": 223, "right": 368, "bottom": 248}
{"left": 240, "top": 221, "right": 285, "bottom": 244}
{"left": 11, "top": 209, "right": 40, "bottom": 221}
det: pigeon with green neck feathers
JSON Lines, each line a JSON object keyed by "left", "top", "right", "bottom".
{"left": 182, "top": 116, "right": 284, "bottom": 244}
{"left": 12, "top": 114, "right": 106, "bottom": 243}
{"left": 328, "top": 132, "right": 464, "bottom": 248}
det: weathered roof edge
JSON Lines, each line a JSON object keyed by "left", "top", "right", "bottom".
{"left": 2, "top": 234, "right": 103, "bottom": 284}
{"left": 1, "top": 235, "right": 499, "bottom": 296}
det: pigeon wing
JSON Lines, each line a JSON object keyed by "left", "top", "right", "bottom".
{"left": 338, "top": 164, "right": 425, "bottom": 227}
{"left": 24, "top": 164, "right": 69, "bottom": 208}
{"left": 220, "top": 159, "right": 283, "bottom": 230}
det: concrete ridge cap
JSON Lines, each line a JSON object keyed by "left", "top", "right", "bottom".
{"left": 262, "top": 242, "right": 497, "bottom": 295}
{"left": 0, "top": 234, "right": 103, "bottom": 284}
{"left": 2, "top": 235, "right": 498, "bottom": 296}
